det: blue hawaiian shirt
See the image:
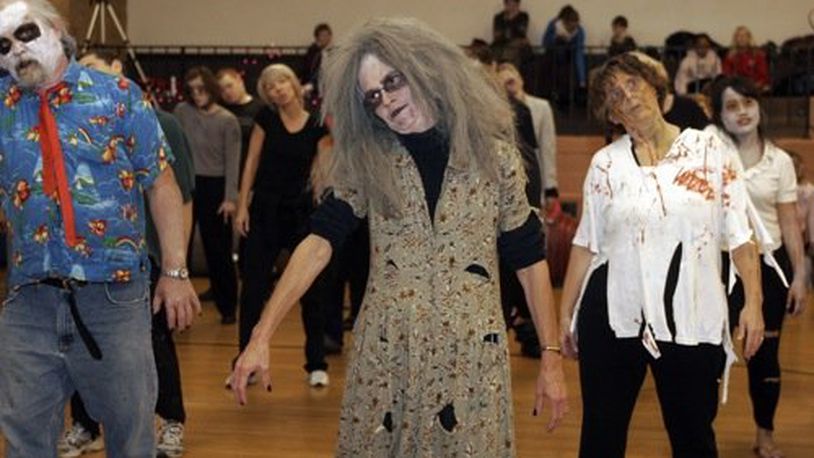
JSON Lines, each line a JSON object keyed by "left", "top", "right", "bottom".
{"left": 0, "top": 61, "right": 173, "bottom": 286}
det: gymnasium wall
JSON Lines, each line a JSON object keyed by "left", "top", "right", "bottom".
{"left": 127, "top": 0, "right": 811, "bottom": 48}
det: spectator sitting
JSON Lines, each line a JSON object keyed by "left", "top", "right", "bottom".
{"left": 674, "top": 33, "right": 722, "bottom": 95}
{"left": 491, "top": 0, "right": 531, "bottom": 68}
{"left": 608, "top": 15, "right": 637, "bottom": 57}
{"left": 543, "top": 5, "right": 585, "bottom": 87}
{"left": 724, "top": 26, "right": 770, "bottom": 93}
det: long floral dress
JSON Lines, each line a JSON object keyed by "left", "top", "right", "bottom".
{"left": 334, "top": 142, "right": 533, "bottom": 457}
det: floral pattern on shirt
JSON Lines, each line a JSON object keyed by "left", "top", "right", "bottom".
{"left": 0, "top": 61, "right": 172, "bottom": 286}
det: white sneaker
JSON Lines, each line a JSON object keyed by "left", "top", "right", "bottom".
{"left": 156, "top": 420, "right": 185, "bottom": 457}
{"left": 308, "top": 370, "right": 329, "bottom": 387}
{"left": 224, "top": 372, "right": 257, "bottom": 389}
{"left": 57, "top": 423, "right": 104, "bottom": 457}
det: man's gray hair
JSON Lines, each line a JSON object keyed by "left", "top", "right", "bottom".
{"left": 0, "top": 0, "right": 74, "bottom": 57}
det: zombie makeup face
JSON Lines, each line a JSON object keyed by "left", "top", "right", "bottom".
{"left": 0, "top": 1, "right": 66, "bottom": 88}
{"left": 187, "top": 76, "right": 213, "bottom": 109}
{"left": 358, "top": 54, "right": 433, "bottom": 134}
{"left": 721, "top": 87, "right": 760, "bottom": 138}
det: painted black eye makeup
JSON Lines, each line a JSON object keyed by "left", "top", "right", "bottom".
{"left": 14, "top": 23, "right": 41, "bottom": 43}
{"left": 0, "top": 23, "right": 41, "bottom": 56}
{"left": 362, "top": 71, "right": 407, "bottom": 111}
{"left": 0, "top": 38, "right": 11, "bottom": 56}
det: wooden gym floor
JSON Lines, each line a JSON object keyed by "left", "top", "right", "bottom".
{"left": 1, "top": 279, "right": 812, "bottom": 457}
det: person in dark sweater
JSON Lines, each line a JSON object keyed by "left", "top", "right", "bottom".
{"left": 217, "top": 67, "right": 265, "bottom": 279}
{"left": 300, "top": 22, "right": 332, "bottom": 111}
{"left": 608, "top": 15, "right": 637, "bottom": 57}
{"left": 231, "top": 18, "right": 566, "bottom": 456}
{"left": 491, "top": 0, "right": 532, "bottom": 70}
{"left": 232, "top": 63, "right": 331, "bottom": 388}
{"left": 217, "top": 68, "right": 265, "bottom": 179}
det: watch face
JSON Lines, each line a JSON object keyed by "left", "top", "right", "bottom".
{"left": 165, "top": 267, "right": 189, "bottom": 279}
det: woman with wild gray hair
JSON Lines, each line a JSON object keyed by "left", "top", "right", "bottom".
{"left": 230, "top": 17, "right": 566, "bottom": 457}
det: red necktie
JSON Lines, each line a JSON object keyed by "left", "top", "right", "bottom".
{"left": 38, "top": 85, "right": 78, "bottom": 247}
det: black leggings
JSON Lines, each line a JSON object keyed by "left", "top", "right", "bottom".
{"left": 577, "top": 264, "right": 725, "bottom": 458}
{"left": 727, "top": 246, "right": 792, "bottom": 431}
{"left": 193, "top": 176, "right": 238, "bottom": 319}
{"left": 238, "top": 193, "right": 327, "bottom": 372}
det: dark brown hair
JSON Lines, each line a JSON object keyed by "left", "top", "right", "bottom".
{"left": 710, "top": 76, "right": 761, "bottom": 126}
{"left": 78, "top": 47, "right": 123, "bottom": 65}
{"left": 590, "top": 52, "right": 668, "bottom": 128}
{"left": 184, "top": 66, "right": 221, "bottom": 102}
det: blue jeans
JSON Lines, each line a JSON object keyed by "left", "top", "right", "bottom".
{"left": 0, "top": 278, "right": 157, "bottom": 458}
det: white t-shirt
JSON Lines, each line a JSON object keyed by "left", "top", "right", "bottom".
{"left": 705, "top": 126, "right": 798, "bottom": 253}
{"left": 571, "top": 129, "right": 752, "bottom": 348}
{"left": 674, "top": 50, "right": 723, "bottom": 95}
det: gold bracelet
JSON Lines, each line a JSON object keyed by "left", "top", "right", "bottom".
{"left": 541, "top": 345, "right": 562, "bottom": 354}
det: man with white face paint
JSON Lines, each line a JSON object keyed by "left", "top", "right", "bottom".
{"left": 0, "top": 1, "right": 200, "bottom": 457}
{"left": 0, "top": 0, "right": 64, "bottom": 87}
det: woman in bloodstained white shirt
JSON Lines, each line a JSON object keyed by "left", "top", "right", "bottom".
{"left": 708, "top": 76, "right": 807, "bottom": 458}
{"left": 558, "top": 54, "right": 764, "bottom": 458}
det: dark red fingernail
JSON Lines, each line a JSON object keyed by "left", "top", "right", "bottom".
{"left": 532, "top": 408, "right": 538, "bottom": 417}
{"left": 266, "top": 385, "right": 272, "bottom": 392}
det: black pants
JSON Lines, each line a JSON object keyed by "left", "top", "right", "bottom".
{"left": 727, "top": 246, "right": 791, "bottom": 431}
{"left": 193, "top": 175, "right": 237, "bottom": 319}
{"left": 326, "top": 222, "right": 370, "bottom": 342}
{"left": 71, "top": 261, "right": 186, "bottom": 434}
{"left": 577, "top": 264, "right": 725, "bottom": 458}
{"left": 239, "top": 193, "right": 327, "bottom": 372}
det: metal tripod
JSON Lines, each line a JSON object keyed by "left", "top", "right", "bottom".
{"left": 82, "top": 0, "right": 148, "bottom": 85}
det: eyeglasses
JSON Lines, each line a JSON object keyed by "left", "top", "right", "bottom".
{"left": 0, "top": 23, "right": 42, "bottom": 56}
{"left": 362, "top": 71, "right": 407, "bottom": 111}
{"left": 606, "top": 75, "right": 641, "bottom": 105}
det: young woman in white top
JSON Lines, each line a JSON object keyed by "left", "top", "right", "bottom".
{"left": 559, "top": 53, "right": 764, "bottom": 458}
{"left": 709, "top": 76, "right": 808, "bottom": 458}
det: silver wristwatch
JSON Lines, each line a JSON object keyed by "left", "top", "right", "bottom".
{"left": 161, "top": 266, "right": 190, "bottom": 280}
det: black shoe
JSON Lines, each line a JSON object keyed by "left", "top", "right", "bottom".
{"left": 198, "top": 288, "right": 214, "bottom": 302}
{"left": 221, "top": 315, "right": 236, "bottom": 325}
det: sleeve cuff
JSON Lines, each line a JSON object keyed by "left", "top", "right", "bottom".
{"left": 498, "top": 212, "right": 546, "bottom": 270}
